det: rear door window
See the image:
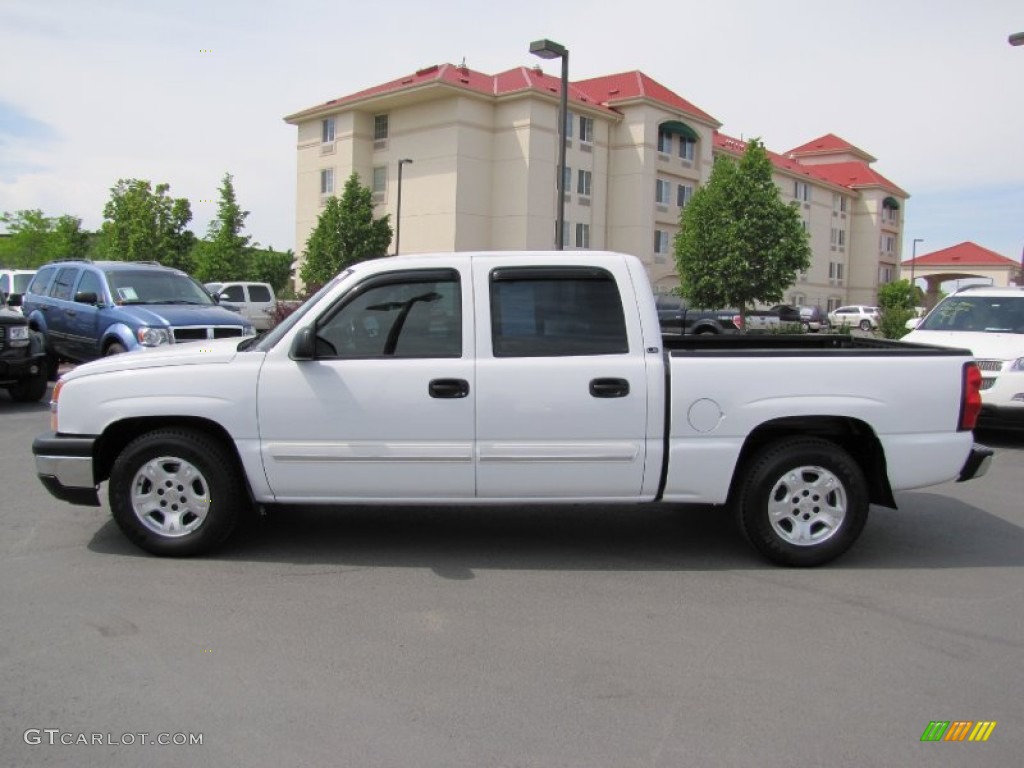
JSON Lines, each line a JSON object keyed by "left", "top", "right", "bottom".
{"left": 249, "top": 285, "right": 273, "bottom": 302}
{"left": 489, "top": 267, "right": 628, "bottom": 357}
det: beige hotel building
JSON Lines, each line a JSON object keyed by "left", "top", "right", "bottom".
{"left": 285, "top": 62, "right": 907, "bottom": 310}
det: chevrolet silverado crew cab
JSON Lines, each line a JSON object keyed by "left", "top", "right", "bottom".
{"left": 33, "top": 251, "right": 992, "bottom": 566}
{"left": 23, "top": 259, "right": 255, "bottom": 369}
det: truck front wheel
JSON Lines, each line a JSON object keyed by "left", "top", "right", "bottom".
{"left": 736, "top": 438, "right": 869, "bottom": 567}
{"left": 108, "top": 428, "right": 246, "bottom": 556}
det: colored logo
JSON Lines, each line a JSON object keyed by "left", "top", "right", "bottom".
{"left": 920, "top": 721, "right": 997, "bottom": 742}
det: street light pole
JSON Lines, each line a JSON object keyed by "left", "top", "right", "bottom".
{"left": 395, "top": 158, "right": 413, "bottom": 256}
{"left": 911, "top": 238, "right": 923, "bottom": 296}
{"left": 530, "top": 38, "right": 569, "bottom": 250}
{"left": 1010, "top": 34, "right": 1023, "bottom": 280}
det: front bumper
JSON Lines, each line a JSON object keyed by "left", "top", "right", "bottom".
{"left": 0, "top": 351, "right": 45, "bottom": 381}
{"left": 957, "top": 443, "right": 994, "bottom": 483}
{"left": 32, "top": 432, "right": 101, "bottom": 506}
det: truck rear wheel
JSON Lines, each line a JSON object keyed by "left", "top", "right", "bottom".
{"left": 735, "top": 437, "right": 869, "bottom": 566}
{"left": 109, "top": 428, "right": 246, "bottom": 556}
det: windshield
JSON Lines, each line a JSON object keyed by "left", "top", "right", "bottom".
{"left": 105, "top": 270, "right": 214, "bottom": 305}
{"left": 918, "top": 295, "right": 1024, "bottom": 334}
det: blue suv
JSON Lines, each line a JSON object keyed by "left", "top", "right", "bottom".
{"left": 23, "top": 260, "right": 255, "bottom": 370}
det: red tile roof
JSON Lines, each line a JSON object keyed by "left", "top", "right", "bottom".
{"left": 285, "top": 63, "right": 624, "bottom": 122}
{"left": 712, "top": 132, "right": 842, "bottom": 188}
{"left": 906, "top": 242, "right": 1019, "bottom": 267}
{"left": 786, "top": 133, "right": 876, "bottom": 162}
{"left": 804, "top": 161, "right": 908, "bottom": 197}
{"left": 573, "top": 72, "right": 719, "bottom": 124}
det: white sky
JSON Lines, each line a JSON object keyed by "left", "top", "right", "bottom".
{"left": 1, "top": 0, "right": 1022, "bottom": 264}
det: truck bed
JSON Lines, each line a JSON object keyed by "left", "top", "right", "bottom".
{"left": 663, "top": 333, "right": 970, "bottom": 356}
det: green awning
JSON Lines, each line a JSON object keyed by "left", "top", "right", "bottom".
{"left": 882, "top": 196, "right": 900, "bottom": 209}
{"left": 659, "top": 120, "right": 699, "bottom": 141}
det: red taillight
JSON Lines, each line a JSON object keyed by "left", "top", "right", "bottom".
{"left": 959, "top": 363, "right": 983, "bottom": 431}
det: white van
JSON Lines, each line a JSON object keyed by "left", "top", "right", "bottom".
{"left": 205, "top": 281, "right": 277, "bottom": 331}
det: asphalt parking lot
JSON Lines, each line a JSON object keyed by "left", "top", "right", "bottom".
{"left": 2, "top": 387, "right": 1022, "bottom": 768}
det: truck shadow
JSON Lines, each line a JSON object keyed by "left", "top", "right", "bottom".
{"left": 87, "top": 492, "right": 1024, "bottom": 574}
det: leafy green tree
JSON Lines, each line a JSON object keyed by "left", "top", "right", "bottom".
{"left": 0, "top": 210, "right": 91, "bottom": 266}
{"left": 98, "top": 179, "right": 195, "bottom": 271}
{"left": 877, "top": 279, "right": 917, "bottom": 339}
{"left": 244, "top": 246, "right": 295, "bottom": 293}
{"left": 300, "top": 171, "right": 392, "bottom": 287}
{"left": 192, "top": 173, "right": 251, "bottom": 282}
{"left": 674, "top": 138, "right": 811, "bottom": 329}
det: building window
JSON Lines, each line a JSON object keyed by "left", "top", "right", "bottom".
{"left": 879, "top": 265, "right": 894, "bottom": 283}
{"left": 678, "top": 138, "right": 695, "bottom": 161}
{"left": 579, "top": 116, "right": 594, "bottom": 144}
{"left": 564, "top": 109, "right": 574, "bottom": 139}
{"left": 833, "top": 193, "right": 847, "bottom": 213}
{"left": 561, "top": 166, "right": 572, "bottom": 193}
{"left": 880, "top": 234, "right": 896, "bottom": 255}
{"left": 577, "top": 169, "right": 592, "bottom": 197}
{"left": 794, "top": 181, "right": 810, "bottom": 202}
{"left": 828, "top": 262, "right": 845, "bottom": 281}
{"left": 677, "top": 184, "right": 693, "bottom": 208}
{"left": 655, "top": 179, "right": 671, "bottom": 205}
{"left": 560, "top": 220, "right": 570, "bottom": 248}
{"left": 373, "top": 114, "right": 389, "bottom": 141}
{"left": 320, "top": 168, "right": 334, "bottom": 195}
{"left": 372, "top": 166, "right": 387, "bottom": 200}
{"left": 657, "top": 129, "right": 671, "bottom": 154}
{"left": 654, "top": 229, "right": 670, "bottom": 255}
{"left": 837, "top": 229, "right": 846, "bottom": 248}
{"left": 321, "top": 117, "right": 335, "bottom": 144}
{"left": 575, "top": 223, "right": 590, "bottom": 249}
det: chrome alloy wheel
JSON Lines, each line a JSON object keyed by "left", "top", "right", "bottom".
{"left": 130, "top": 456, "right": 212, "bottom": 537}
{"left": 767, "top": 465, "right": 847, "bottom": 546}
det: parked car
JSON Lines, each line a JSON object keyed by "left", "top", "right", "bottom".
{"left": 903, "top": 286, "right": 1024, "bottom": 427}
{"left": 828, "top": 305, "right": 880, "bottom": 331}
{"left": 799, "top": 305, "right": 830, "bottom": 332}
{"left": 654, "top": 295, "right": 740, "bottom": 335}
{"left": 1, "top": 300, "right": 48, "bottom": 401}
{"left": 204, "top": 281, "right": 278, "bottom": 331}
{"left": 744, "top": 304, "right": 804, "bottom": 333}
{"left": 34, "top": 251, "right": 991, "bottom": 566}
{"left": 0, "top": 268, "right": 36, "bottom": 314}
{"left": 22, "top": 260, "right": 255, "bottom": 367}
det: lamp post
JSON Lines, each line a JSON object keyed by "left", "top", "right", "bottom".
{"left": 911, "top": 238, "right": 923, "bottom": 297}
{"left": 530, "top": 38, "right": 569, "bottom": 250}
{"left": 395, "top": 158, "right": 413, "bottom": 256}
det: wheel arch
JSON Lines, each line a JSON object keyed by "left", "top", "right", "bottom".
{"left": 94, "top": 417, "right": 254, "bottom": 502}
{"left": 729, "top": 416, "right": 896, "bottom": 509}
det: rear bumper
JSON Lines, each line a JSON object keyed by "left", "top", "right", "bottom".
{"left": 957, "top": 443, "right": 994, "bottom": 483}
{"left": 32, "top": 432, "right": 101, "bottom": 506}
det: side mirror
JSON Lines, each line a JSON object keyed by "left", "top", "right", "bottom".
{"left": 74, "top": 291, "right": 99, "bottom": 305}
{"left": 905, "top": 317, "right": 921, "bottom": 330}
{"left": 7, "top": 293, "right": 21, "bottom": 307}
{"left": 289, "top": 326, "right": 316, "bottom": 360}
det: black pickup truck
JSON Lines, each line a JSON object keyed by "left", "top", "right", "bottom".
{"left": 1, "top": 293, "right": 49, "bottom": 402}
{"left": 655, "top": 295, "right": 740, "bottom": 335}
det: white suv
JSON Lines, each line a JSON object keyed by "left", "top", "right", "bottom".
{"left": 828, "top": 305, "right": 880, "bottom": 331}
{"left": 904, "top": 286, "right": 1024, "bottom": 427}
{"left": 1, "top": 268, "right": 36, "bottom": 314}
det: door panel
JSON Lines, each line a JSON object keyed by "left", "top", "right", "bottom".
{"left": 473, "top": 262, "right": 649, "bottom": 499}
{"left": 258, "top": 265, "right": 475, "bottom": 502}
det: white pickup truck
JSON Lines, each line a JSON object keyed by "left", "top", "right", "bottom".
{"left": 33, "top": 251, "right": 992, "bottom": 566}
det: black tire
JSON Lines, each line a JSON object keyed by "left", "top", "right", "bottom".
{"left": 859, "top": 320, "right": 872, "bottom": 332}
{"left": 108, "top": 428, "right": 247, "bottom": 556}
{"left": 735, "top": 437, "right": 869, "bottom": 567}
{"left": 9, "top": 362, "right": 49, "bottom": 402}
{"left": 105, "top": 342, "right": 127, "bottom": 356}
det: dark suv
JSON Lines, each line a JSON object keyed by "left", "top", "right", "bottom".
{"left": 23, "top": 260, "right": 255, "bottom": 368}
{"left": 1, "top": 293, "right": 48, "bottom": 401}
